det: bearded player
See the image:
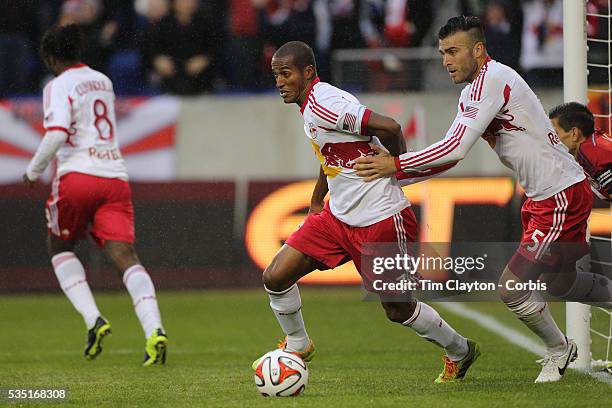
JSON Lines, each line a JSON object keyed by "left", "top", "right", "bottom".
{"left": 354, "top": 16, "right": 611, "bottom": 382}
{"left": 255, "top": 41, "right": 480, "bottom": 384}
{"left": 23, "top": 25, "right": 168, "bottom": 365}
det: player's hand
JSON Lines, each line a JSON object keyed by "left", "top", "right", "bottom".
{"left": 354, "top": 144, "right": 398, "bottom": 182}
{"left": 185, "top": 55, "right": 210, "bottom": 76}
{"left": 154, "top": 55, "right": 176, "bottom": 78}
{"left": 308, "top": 201, "right": 324, "bottom": 215}
{"left": 22, "top": 173, "right": 36, "bottom": 188}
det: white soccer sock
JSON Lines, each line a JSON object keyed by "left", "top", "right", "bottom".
{"left": 402, "top": 301, "right": 469, "bottom": 361}
{"left": 123, "top": 265, "right": 164, "bottom": 338}
{"left": 266, "top": 284, "right": 309, "bottom": 352}
{"left": 505, "top": 290, "right": 567, "bottom": 354}
{"left": 561, "top": 272, "right": 612, "bottom": 308}
{"left": 52, "top": 252, "right": 101, "bottom": 329}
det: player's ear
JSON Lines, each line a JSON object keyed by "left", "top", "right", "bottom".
{"left": 304, "top": 65, "right": 316, "bottom": 81}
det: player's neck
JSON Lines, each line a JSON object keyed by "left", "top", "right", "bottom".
{"left": 297, "top": 79, "right": 316, "bottom": 107}
{"left": 469, "top": 55, "right": 491, "bottom": 83}
{"left": 55, "top": 60, "right": 82, "bottom": 75}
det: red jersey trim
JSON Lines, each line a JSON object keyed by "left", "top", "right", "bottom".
{"left": 300, "top": 77, "right": 321, "bottom": 113}
{"left": 45, "top": 126, "right": 70, "bottom": 135}
{"left": 360, "top": 108, "right": 372, "bottom": 135}
{"left": 394, "top": 156, "right": 401, "bottom": 171}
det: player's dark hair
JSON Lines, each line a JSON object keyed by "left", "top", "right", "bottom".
{"left": 549, "top": 102, "right": 595, "bottom": 137}
{"left": 438, "top": 16, "right": 486, "bottom": 45}
{"left": 274, "top": 41, "right": 317, "bottom": 72}
{"left": 40, "top": 24, "right": 83, "bottom": 63}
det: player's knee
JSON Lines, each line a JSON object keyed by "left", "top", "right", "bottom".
{"left": 104, "top": 241, "right": 139, "bottom": 272}
{"left": 46, "top": 234, "right": 75, "bottom": 257}
{"left": 382, "top": 301, "right": 416, "bottom": 324}
{"left": 262, "top": 265, "right": 287, "bottom": 292}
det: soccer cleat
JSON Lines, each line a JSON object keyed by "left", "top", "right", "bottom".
{"left": 252, "top": 337, "right": 315, "bottom": 370}
{"left": 534, "top": 338, "right": 577, "bottom": 383}
{"left": 435, "top": 339, "right": 481, "bottom": 383}
{"left": 84, "top": 317, "right": 111, "bottom": 361}
{"left": 143, "top": 328, "right": 168, "bottom": 366}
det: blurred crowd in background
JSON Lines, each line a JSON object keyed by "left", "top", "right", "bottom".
{"left": 0, "top": 0, "right": 608, "bottom": 96}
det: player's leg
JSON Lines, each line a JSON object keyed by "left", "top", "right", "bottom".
{"left": 48, "top": 234, "right": 105, "bottom": 331}
{"left": 500, "top": 257, "right": 575, "bottom": 383}
{"left": 93, "top": 177, "right": 167, "bottom": 365}
{"left": 359, "top": 207, "right": 478, "bottom": 382}
{"left": 259, "top": 205, "right": 350, "bottom": 362}
{"left": 45, "top": 173, "right": 110, "bottom": 360}
{"left": 103, "top": 240, "right": 167, "bottom": 365}
{"left": 262, "top": 244, "right": 319, "bottom": 356}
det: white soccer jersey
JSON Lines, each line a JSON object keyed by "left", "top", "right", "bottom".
{"left": 301, "top": 78, "right": 409, "bottom": 226}
{"left": 43, "top": 64, "right": 128, "bottom": 180}
{"left": 397, "top": 58, "right": 585, "bottom": 200}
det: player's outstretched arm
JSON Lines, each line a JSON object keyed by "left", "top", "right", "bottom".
{"left": 23, "top": 129, "right": 68, "bottom": 184}
{"left": 309, "top": 166, "right": 329, "bottom": 214}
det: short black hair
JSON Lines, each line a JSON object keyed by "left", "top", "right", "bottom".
{"left": 549, "top": 102, "right": 595, "bottom": 136}
{"left": 438, "top": 15, "right": 486, "bottom": 45}
{"left": 273, "top": 41, "right": 317, "bottom": 72}
{"left": 40, "top": 24, "right": 83, "bottom": 63}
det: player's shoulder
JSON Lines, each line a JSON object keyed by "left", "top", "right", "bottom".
{"left": 578, "top": 131, "right": 612, "bottom": 165}
{"left": 312, "top": 81, "right": 360, "bottom": 106}
{"left": 481, "top": 59, "right": 518, "bottom": 86}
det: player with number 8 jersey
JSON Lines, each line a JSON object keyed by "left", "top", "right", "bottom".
{"left": 24, "top": 25, "right": 167, "bottom": 366}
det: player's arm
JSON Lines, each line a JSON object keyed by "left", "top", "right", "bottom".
{"left": 24, "top": 81, "right": 72, "bottom": 186}
{"left": 355, "top": 74, "right": 507, "bottom": 180}
{"left": 309, "top": 166, "right": 329, "bottom": 214}
{"left": 23, "top": 129, "right": 68, "bottom": 185}
{"left": 364, "top": 112, "right": 406, "bottom": 156}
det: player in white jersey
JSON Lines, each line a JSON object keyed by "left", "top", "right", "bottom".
{"left": 253, "top": 41, "right": 480, "bottom": 384}
{"left": 355, "top": 16, "right": 596, "bottom": 382}
{"left": 23, "top": 25, "right": 167, "bottom": 365}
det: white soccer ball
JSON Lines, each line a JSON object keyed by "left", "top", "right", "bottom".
{"left": 253, "top": 349, "right": 309, "bottom": 397}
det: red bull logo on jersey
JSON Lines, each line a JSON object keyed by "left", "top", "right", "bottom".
{"left": 485, "top": 109, "right": 526, "bottom": 135}
{"left": 320, "top": 141, "right": 374, "bottom": 169}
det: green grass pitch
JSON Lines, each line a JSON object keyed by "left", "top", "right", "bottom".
{"left": 0, "top": 287, "right": 608, "bottom": 407}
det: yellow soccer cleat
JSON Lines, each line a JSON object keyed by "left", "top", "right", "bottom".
{"left": 252, "top": 337, "right": 315, "bottom": 370}
{"left": 84, "top": 317, "right": 112, "bottom": 361}
{"left": 435, "top": 339, "right": 481, "bottom": 383}
{"left": 143, "top": 328, "right": 168, "bottom": 366}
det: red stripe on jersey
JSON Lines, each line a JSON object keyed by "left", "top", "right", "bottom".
{"left": 502, "top": 84, "right": 511, "bottom": 109}
{"left": 475, "top": 63, "right": 489, "bottom": 101}
{"left": 400, "top": 124, "right": 466, "bottom": 168}
{"left": 45, "top": 126, "right": 70, "bottom": 135}
{"left": 309, "top": 94, "right": 338, "bottom": 119}
{"left": 403, "top": 125, "right": 467, "bottom": 168}
{"left": 400, "top": 122, "right": 464, "bottom": 166}
{"left": 308, "top": 99, "right": 338, "bottom": 124}
{"left": 360, "top": 108, "right": 372, "bottom": 135}
{"left": 300, "top": 77, "right": 321, "bottom": 114}
{"left": 317, "top": 126, "right": 335, "bottom": 132}
{"left": 309, "top": 103, "right": 337, "bottom": 125}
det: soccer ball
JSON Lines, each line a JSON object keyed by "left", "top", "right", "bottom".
{"left": 253, "top": 349, "right": 308, "bottom": 397}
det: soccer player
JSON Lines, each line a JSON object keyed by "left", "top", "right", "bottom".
{"left": 257, "top": 41, "right": 480, "bottom": 384}
{"left": 354, "top": 16, "right": 598, "bottom": 382}
{"left": 549, "top": 102, "right": 611, "bottom": 202}
{"left": 23, "top": 25, "right": 168, "bottom": 366}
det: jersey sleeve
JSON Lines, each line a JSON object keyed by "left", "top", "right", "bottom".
{"left": 43, "top": 80, "right": 72, "bottom": 133}
{"left": 578, "top": 136, "right": 612, "bottom": 199}
{"left": 395, "top": 71, "right": 507, "bottom": 172}
{"left": 309, "top": 94, "right": 372, "bottom": 136}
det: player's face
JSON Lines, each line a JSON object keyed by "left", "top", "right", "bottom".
{"left": 551, "top": 117, "right": 580, "bottom": 154}
{"left": 271, "top": 56, "right": 307, "bottom": 104}
{"left": 439, "top": 31, "right": 481, "bottom": 84}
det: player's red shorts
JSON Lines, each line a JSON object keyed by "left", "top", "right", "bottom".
{"left": 510, "top": 178, "right": 592, "bottom": 279}
{"left": 45, "top": 172, "right": 135, "bottom": 246}
{"left": 285, "top": 202, "right": 417, "bottom": 291}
